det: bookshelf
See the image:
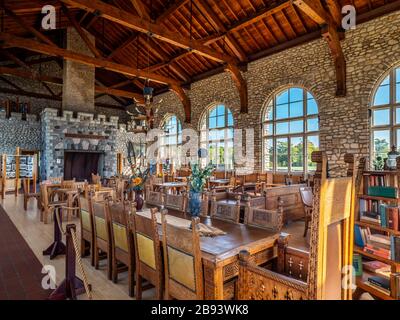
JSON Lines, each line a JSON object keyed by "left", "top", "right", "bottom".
{"left": 353, "top": 158, "right": 400, "bottom": 300}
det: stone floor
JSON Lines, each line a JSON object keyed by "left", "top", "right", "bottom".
{"left": 0, "top": 194, "right": 308, "bottom": 300}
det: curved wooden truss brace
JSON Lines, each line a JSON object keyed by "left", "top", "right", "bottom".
{"left": 292, "top": 0, "right": 346, "bottom": 96}
{"left": 226, "top": 64, "right": 248, "bottom": 114}
{"left": 170, "top": 85, "right": 191, "bottom": 123}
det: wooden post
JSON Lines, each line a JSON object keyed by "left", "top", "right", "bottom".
{"left": 15, "top": 147, "right": 20, "bottom": 197}
{"left": 43, "top": 206, "right": 66, "bottom": 260}
{"left": 48, "top": 224, "right": 86, "bottom": 300}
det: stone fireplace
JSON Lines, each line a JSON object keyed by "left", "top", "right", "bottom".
{"left": 40, "top": 108, "right": 118, "bottom": 180}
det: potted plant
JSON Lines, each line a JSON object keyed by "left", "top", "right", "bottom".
{"left": 127, "top": 167, "right": 149, "bottom": 211}
{"left": 188, "top": 163, "right": 215, "bottom": 217}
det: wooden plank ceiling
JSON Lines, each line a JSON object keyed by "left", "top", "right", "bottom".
{"left": 0, "top": 0, "right": 399, "bottom": 121}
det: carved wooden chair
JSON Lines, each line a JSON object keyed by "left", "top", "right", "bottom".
{"left": 91, "top": 173, "right": 101, "bottom": 185}
{"left": 92, "top": 199, "right": 112, "bottom": 280}
{"left": 61, "top": 179, "right": 76, "bottom": 189}
{"left": 164, "top": 193, "right": 187, "bottom": 212}
{"left": 22, "top": 178, "right": 40, "bottom": 211}
{"left": 40, "top": 186, "right": 68, "bottom": 224}
{"left": 299, "top": 186, "right": 313, "bottom": 237}
{"left": 106, "top": 199, "right": 135, "bottom": 296}
{"left": 162, "top": 212, "right": 204, "bottom": 300}
{"left": 209, "top": 192, "right": 241, "bottom": 223}
{"left": 79, "top": 192, "right": 95, "bottom": 266}
{"left": 145, "top": 185, "right": 164, "bottom": 208}
{"left": 238, "top": 152, "right": 357, "bottom": 300}
{"left": 49, "top": 177, "right": 62, "bottom": 184}
{"left": 131, "top": 207, "right": 163, "bottom": 300}
{"left": 245, "top": 197, "right": 284, "bottom": 232}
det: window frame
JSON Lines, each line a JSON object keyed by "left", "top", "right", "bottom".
{"left": 262, "top": 87, "right": 319, "bottom": 174}
{"left": 199, "top": 104, "right": 234, "bottom": 170}
{"left": 370, "top": 67, "right": 400, "bottom": 162}
{"left": 160, "top": 115, "right": 182, "bottom": 167}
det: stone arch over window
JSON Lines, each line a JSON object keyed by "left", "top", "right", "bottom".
{"left": 261, "top": 86, "right": 319, "bottom": 174}
{"left": 370, "top": 65, "right": 400, "bottom": 164}
{"left": 199, "top": 103, "right": 234, "bottom": 170}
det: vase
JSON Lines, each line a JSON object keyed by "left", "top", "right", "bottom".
{"left": 135, "top": 190, "right": 144, "bottom": 211}
{"left": 189, "top": 191, "right": 202, "bottom": 217}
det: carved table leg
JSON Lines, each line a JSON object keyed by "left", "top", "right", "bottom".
{"left": 203, "top": 264, "right": 224, "bottom": 300}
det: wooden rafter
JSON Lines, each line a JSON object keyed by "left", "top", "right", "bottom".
{"left": 61, "top": 4, "right": 103, "bottom": 58}
{"left": 0, "top": 33, "right": 182, "bottom": 86}
{"left": 293, "top": 0, "right": 346, "bottom": 96}
{"left": 59, "top": 0, "right": 238, "bottom": 64}
{"left": 195, "top": 0, "right": 247, "bottom": 62}
{"left": 325, "top": 0, "right": 343, "bottom": 27}
{"left": 129, "top": 0, "right": 150, "bottom": 19}
{"left": 0, "top": 65, "right": 144, "bottom": 103}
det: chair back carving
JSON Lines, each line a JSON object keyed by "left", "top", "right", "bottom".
{"left": 61, "top": 179, "right": 76, "bottom": 189}
{"left": 107, "top": 199, "right": 130, "bottom": 253}
{"left": 131, "top": 207, "right": 163, "bottom": 299}
{"left": 164, "top": 193, "right": 186, "bottom": 212}
{"left": 210, "top": 193, "right": 241, "bottom": 223}
{"left": 238, "top": 249, "right": 308, "bottom": 300}
{"left": 162, "top": 212, "right": 204, "bottom": 300}
{"left": 245, "top": 198, "right": 284, "bottom": 231}
{"left": 145, "top": 185, "right": 164, "bottom": 207}
{"left": 91, "top": 173, "right": 101, "bottom": 185}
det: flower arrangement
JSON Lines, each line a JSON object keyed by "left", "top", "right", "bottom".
{"left": 373, "top": 156, "right": 385, "bottom": 171}
{"left": 128, "top": 167, "right": 149, "bottom": 191}
{"left": 189, "top": 163, "right": 215, "bottom": 193}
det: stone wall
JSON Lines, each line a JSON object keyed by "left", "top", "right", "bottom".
{"left": 154, "top": 10, "right": 400, "bottom": 176}
{"left": 0, "top": 110, "right": 41, "bottom": 155}
{"left": 41, "top": 108, "right": 119, "bottom": 179}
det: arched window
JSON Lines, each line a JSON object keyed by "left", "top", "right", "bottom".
{"left": 370, "top": 66, "right": 400, "bottom": 162}
{"left": 262, "top": 87, "right": 319, "bottom": 173}
{"left": 200, "top": 104, "right": 234, "bottom": 170}
{"left": 160, "top": 115, "right": 182, "bottom": 167}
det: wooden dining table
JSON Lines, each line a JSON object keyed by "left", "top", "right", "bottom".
{"left": 138, "top": 207, "right": 280, "bottom": 300}
{"left": 152, "top": 181, "right": 188, "bottom": 194}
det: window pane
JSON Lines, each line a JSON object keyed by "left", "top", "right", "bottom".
{"left": 217, "top": 105, "right": 225, "bottom": 116}
{"left": 289, "top": 120, "right": 303, "bottom": 133}
{"left": 396, "top": 83, "right": 400, "bottom": 104}
{"left": 264, "top": 138, "right": 273, "bottom": 171}
{"left": 216, "top": 115, "right": 225, "bottom": 128}
{"left": 373, "top": 130, "right": 390, "bottom": 160}
{"left": 209, "top": 117, "right": 217, "bottom": 129}
{"left": 264, "top": 123, "right": 273, "bottom": 136}
{"left": 307, "top": 135, "right": 319, "bottom": 171}
{"left": 397, "top": 129, "right": 400, "bottom": 152}
{"left": 276, "top": 90, "right": 289, "bottom": 105}
{"left": 276, "top": 104, "right": 289, "bottom": 119}
{"left": 291, "top": 137, "right": 304, "bottom": 172}
{"left": 307, "top": 118, "right": 319, "bottom": 132}
{"left": 373, "top": 77, "right": 390, "bottom": 106}
{"left": 210, "top": 107, "right": 217, "bottom": 118}
{"left": 276, "top": 121, "right": 289, "bottom": 135}
{"left": 372, "top": 108, "right": 390, "bottom": 126}
{"left": 396, "top": 108, "right": 400, "bottom": 125}
{"left": 307, "top": 98, "right": 318, "bottom": 115}
{"left": 276, "top": 138, "right": 288, "bottom": 171}
{"left": 227, "top": 111, "right": 233, "bottom": 126}
{"left": 290, "top": 101, "right": 303, "bottom": 118}
{"left": 289, "top": 88, "right": 303, "bottom": 102}
{"left": 265, "top": 101, "right": 273, "bottom": 121}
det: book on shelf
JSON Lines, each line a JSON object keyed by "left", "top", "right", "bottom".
{"left": 362, "top": 260, "right": 391, "bottom": 279}
{"left": 393, "top": 273, "right": 400, "bottom": 299}
{"left": 391, "top": 236, "right": 400, "bottom": 262}
{"left": 367, "top": 174, "right": 386, "bottom": 187}
{"left": 367, "top": 186, "right": 398, "bottom": 199}
{"left": 363, "top": 281, "right": 391, "bottom": 296}
{"left": 366, "top": 275, "right": 391, "bottom": 296}
{"left": 359, "top": 199, "right": 400, "bottom": 231}
{"left": 353, "top": 253, "right": 363, "bottom": 276}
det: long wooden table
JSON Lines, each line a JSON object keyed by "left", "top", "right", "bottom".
{"left": 140, "top": 207, "right": 279, "bottom": 300}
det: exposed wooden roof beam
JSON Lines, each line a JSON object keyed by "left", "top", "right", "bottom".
{"left": 59, "top": 0, "right": 238, "bottom": 64}
{"left": 2, "top": 5, "right": 56, "bottom": 47}
{"left": 0, "top": 65, "right": 144, "bottom": 103}
{"left": 155, "top": 0, "right": 190, "bottom": 23}
{"left": 61, "top": 4, "right": 103, "bottom": 59}
{"left": 293, "top": 0, "right": 346, "bottom": 96}
{"left": 325, "top": 0, "right": 342, "bottom": 26}
{"left": 129, "top": 0, "right": 150, "bottom": 19}
{"left": 225, "top": 64, "right": 248, "bottom": 113}
{"left": 0, "top": 33, "right": 182, "bottom": 87}
{"left": 195, "top": 0, "right": 247, "bottom": 62}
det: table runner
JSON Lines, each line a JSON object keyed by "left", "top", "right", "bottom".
{"left": 136, "top": 209, "right": 226, "bottom": 237}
